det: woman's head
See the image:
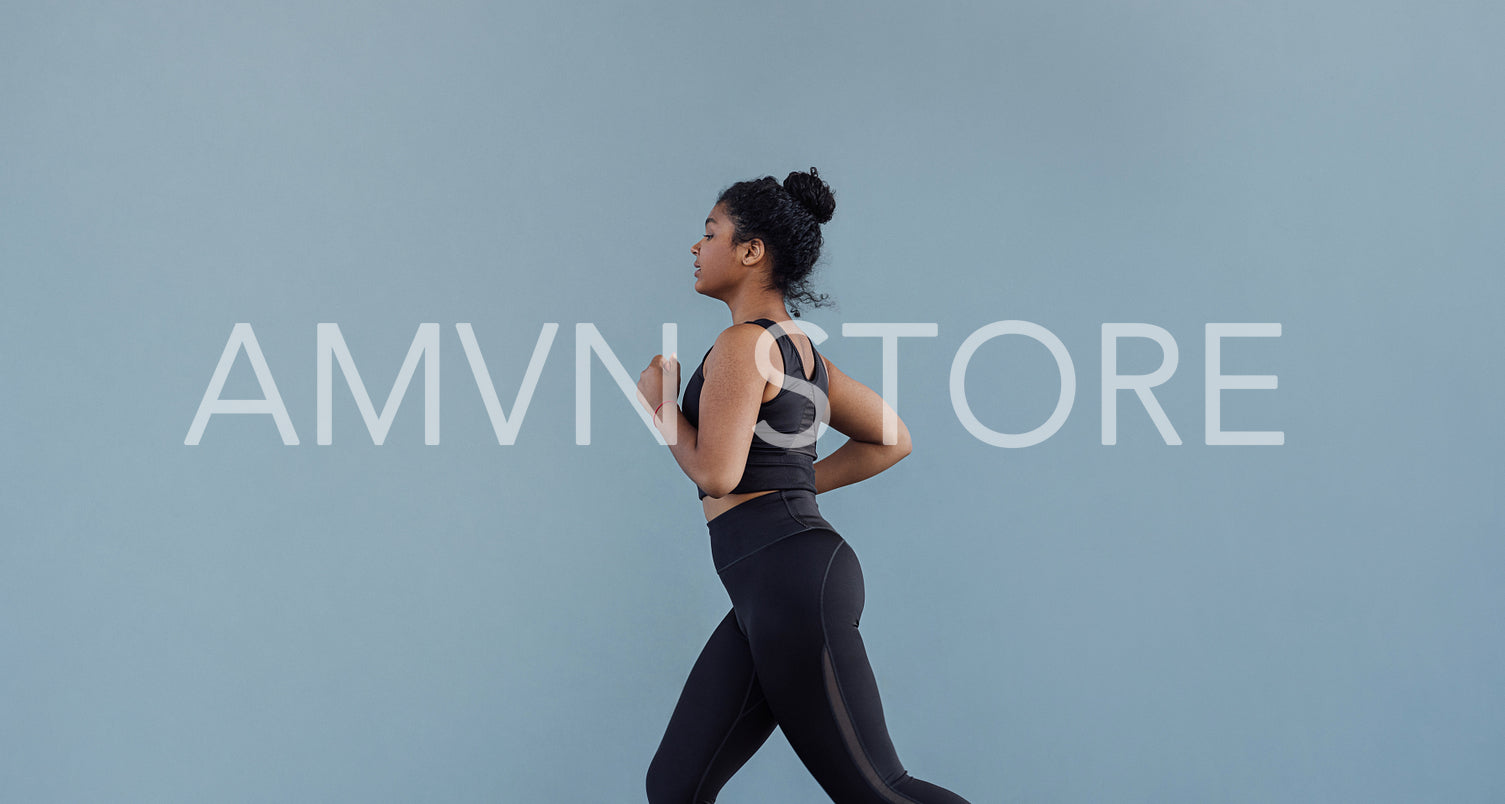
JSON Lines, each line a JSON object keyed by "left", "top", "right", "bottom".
{"left": 694, "top": 167, "right": 837, "bottom": 317}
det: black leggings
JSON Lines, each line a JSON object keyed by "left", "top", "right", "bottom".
{"left": 647, "top": 489, "right": 972, "bottom": 804}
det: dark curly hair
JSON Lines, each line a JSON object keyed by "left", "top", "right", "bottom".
{"left": 715, "top": 166, "right": 838, "bottom": 317}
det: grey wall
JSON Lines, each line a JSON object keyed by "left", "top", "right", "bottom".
{"left": 3, "top": 2, "right": 1501, "bottom": 802}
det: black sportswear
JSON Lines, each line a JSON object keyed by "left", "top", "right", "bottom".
{"left": 680, "top": 318, "right": 829, "bottom": 500}
{"left": 646, "top": 489, "right": 973, "bottom": 803}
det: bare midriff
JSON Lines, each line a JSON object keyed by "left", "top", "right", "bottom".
{"left": 702, "top": 489, "right": 779, "bottom": 523}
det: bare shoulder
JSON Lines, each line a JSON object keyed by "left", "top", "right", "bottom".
{"left": 703, "top": 322, "right": 773, "bottom": 379}
{"left": 819, "top": 351, "right": 848, "bottom": 383}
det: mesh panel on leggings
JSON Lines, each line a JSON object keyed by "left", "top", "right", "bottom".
{"left": 822, "top": 644, "right": 921, "bottom": 804}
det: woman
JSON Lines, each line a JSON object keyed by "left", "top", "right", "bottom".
{"left": 636, "top": 168, "right": 972, "bottom": 804}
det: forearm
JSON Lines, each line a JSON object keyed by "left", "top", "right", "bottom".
{"left": 812, "top": 437, "right": 911, "bottom": 495}
{"left": 651, "top": 401, "right": 712, "bottom": 490}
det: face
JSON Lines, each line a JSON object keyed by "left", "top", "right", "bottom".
{"left": 691, "top": 203, "right": 740, "bottom": 294}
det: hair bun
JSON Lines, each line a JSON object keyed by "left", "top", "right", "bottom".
{"left": 782, "top": 166, "right": 836, "bottom": 225}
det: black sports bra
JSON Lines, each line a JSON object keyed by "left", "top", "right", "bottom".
{"left": 680, "top": 318, "right": 830, "bottom": 499}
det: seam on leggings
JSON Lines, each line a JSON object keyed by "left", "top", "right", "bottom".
{"left": 818, "top": 540, "right": 922, "bottom": 804}
{"left": 692, "top": 671, "right": 760, "bottom": 803}
{"left": 780, "top": 490, "right": 816, "bottom": 530}
{"left": 713, "top": 526, "right": 820, "bottom": 574}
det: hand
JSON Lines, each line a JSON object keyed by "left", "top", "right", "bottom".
{"left": 637, "top": 352, "right": 680, "bottom": 413}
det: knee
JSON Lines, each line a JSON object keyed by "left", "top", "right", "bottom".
{"left": 645, "top": 751, "right": 697, "bottom": 804}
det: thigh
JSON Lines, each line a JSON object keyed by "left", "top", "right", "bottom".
{"left": 647, "top": 607, "right": 777, "bottom": 804}
{"left": 740, "top": 534, "right": 931, "bottom": 803}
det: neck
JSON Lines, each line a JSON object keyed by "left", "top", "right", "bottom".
{"left": 715, "top": 268, "right": 791, "bottom": 324}
{"left": 726, "top": 298, "right": 790, "bottom": 326}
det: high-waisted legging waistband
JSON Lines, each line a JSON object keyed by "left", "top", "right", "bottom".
{"left": 706, "top": 488, "right": 836, "bottom": 574}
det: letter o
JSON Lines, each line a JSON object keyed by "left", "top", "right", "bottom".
{"left": 950, "top": 320, "right": 1076, "bottom": 447}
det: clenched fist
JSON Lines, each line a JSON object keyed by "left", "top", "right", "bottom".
{"left": 637, "top": 352, "right": 680, "bottom": 414}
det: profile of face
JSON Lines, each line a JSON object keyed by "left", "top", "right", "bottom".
{"left": 691, "top": 202, "right": 759, "bottom": 298}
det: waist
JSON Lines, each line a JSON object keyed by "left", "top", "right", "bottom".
{"left": 706, "top": 488, "right": 835, "bottom": 573}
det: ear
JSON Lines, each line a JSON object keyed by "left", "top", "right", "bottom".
{"left": 738, "top": 237, "right": 765, "bottom": 266}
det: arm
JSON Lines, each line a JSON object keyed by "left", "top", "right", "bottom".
{"left": 640, "top": 324, "right": 773, "bottom": 498}
{"left": 812, "top": 353, "right": 913, "bottom": 495}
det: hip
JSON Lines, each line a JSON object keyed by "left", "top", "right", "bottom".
{"left": 706, "top": 488, "right": 839, "bottom": 574}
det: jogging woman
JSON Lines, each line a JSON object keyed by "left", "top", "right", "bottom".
{"left": 637, "top": 167, "right": 973, "bottom": 804}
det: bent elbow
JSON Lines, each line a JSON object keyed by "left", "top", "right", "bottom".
{"left": 699, "top": 471, "right": 741, "bottom": 499}
{"left": 893, "top": 426, "right": 914, "bottom": 459}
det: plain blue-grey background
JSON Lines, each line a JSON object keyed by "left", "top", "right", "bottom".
{"left": 3, "top": 2, "right": 1501, "bottom": 802}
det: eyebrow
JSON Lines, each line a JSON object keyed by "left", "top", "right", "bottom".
{"left": 704, "top": 217, "right": 716, "bottom": 226}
